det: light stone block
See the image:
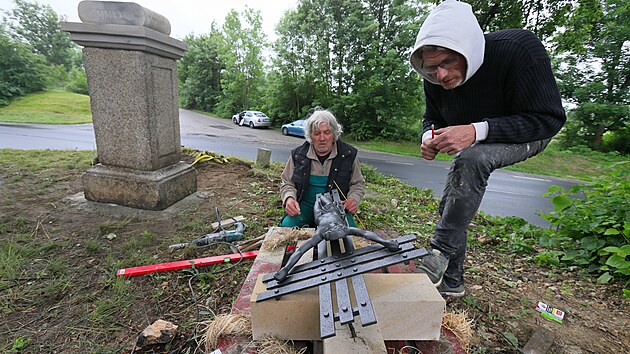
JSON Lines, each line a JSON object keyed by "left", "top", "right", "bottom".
{"left": 255, "top": 148, "right": 271, "bottom": 167}
{"left": 251, "top": 274, "right": 321, "bottom": 340}
{"left": 250, "top": 273, "right": 445, "bottom": 341}
{"left": 364, "top": 273, "right": 445, "bottom": 340}
{"left": 323, "top": 321, "right": 387, "bottom": 353}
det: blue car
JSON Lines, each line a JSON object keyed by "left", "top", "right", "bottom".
{"left": 281, "top": 119, "right": 306, "bottom": 137}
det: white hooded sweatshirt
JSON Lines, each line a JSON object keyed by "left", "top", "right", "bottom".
{"left": 409, "top": 0, "right": 485, "bottom": 86}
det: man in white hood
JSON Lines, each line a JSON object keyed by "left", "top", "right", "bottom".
{"left": 410, "top": 0, "right": 566, "bottom": 297}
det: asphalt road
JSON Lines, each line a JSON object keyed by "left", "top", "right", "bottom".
{"left": 0, "top": 109, "right": 580, "bottom": 227}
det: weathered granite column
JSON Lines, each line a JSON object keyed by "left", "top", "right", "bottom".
{"left": 61, "top": 1, "right": 196, "bottom": 210}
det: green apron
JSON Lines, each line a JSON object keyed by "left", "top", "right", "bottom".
{"left": 280, "top": 175, "right": 356, "bottom": 228}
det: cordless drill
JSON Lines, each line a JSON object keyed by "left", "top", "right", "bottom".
{"left": 169, "top": 221, "right": 245, "bottom": 250}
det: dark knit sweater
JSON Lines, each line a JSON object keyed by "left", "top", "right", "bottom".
{"left": 423, "top": 29, "right": 566, "bottom": 143}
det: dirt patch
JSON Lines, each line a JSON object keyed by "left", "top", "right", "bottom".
{"left": 0, "top": 152, "right": 628, "bottom": 353}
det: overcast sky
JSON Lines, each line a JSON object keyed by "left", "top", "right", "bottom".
{"left": 0, "top": 0, "right": 298, "bottom": 40}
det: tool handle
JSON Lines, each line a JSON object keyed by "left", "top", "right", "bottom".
{"left": 168, "top": 243, "right": 188, "bottom": 250}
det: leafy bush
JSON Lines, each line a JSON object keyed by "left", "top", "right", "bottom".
{"left": 0, "top": 35, "right": 49, "bottom": 105}
{"left": 601, "top": 126, "right": 630, "bottom": 155}
{"left": 65, "top": 67, "right": 89, "bottom": 95}
{"left": 537, "top": 161, "right": 629, "bottom": 284}
{"left": 46, "top": 64, "right": 69, "bottom": 88}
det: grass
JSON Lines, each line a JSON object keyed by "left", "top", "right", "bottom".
{"left": 0, "top": 89, "right": 92, "bottom": 124}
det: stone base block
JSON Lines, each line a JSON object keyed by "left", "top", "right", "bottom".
{"left": 83, "top": 162, "right": 197, "bottom": 210}
{"left": 323, "top": 321, "right": 387, "bottom": 353}
{"left": 366, "top": 273, "right": 445, "bottom": 340}
{"left": 251, "top": 274, "right": 320, "bottom": 340}
{"left": 251, "top": 273, "right": 445, "bottom": 341}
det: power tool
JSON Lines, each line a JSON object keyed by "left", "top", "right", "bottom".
{"left": 168, "top": 208, "right": 246, "bottom": 250}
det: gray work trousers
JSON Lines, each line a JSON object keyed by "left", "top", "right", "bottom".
{"left": 430, "top": 139, "right": 551, "bottom": 287}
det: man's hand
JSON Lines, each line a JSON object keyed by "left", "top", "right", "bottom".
{"left": 421, "top": 140, "right": 440, "bottom": 160}
{"left": 421, "top": 124, "right": 476, "bottom": 159}
{"left": 284, "top": 197, "right": 301, "bottom": 216}
{"left": 343, "top": 198, "right": 359, "bottom": 214}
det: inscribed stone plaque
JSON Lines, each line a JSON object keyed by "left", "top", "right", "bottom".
{"left": 78, "top": 0, "right": 171, "bottom": 35}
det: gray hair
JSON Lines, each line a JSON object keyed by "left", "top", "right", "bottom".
{"left": 304, "top": 110, "right": 343, "bottom": 143}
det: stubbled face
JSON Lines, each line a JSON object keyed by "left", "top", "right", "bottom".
{"left": 422, "top": 50, "right": 467, "bottom": 90}
{"left": 311, "top": 122, "right": 335, "bottom": 156}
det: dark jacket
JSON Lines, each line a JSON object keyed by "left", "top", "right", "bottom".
{"left": 291, "top": 140, "right": 357, "bottom": 202}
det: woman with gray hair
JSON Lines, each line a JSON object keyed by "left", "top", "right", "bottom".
{"left": 279, "top": 109, "right": 365, "bottom": 228}
{"left": 304, "top": 110, "right": 343, "bottom": 143}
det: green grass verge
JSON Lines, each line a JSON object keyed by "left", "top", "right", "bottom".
{"left": 0, "top": 89, "right": 92, "bottom": 124}
{"left": 351, "top": 139, "right": 627, "bottom": 182}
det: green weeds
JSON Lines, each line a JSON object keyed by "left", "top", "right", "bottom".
{"left": 0, "top": 243, "right": 25, "bottom": 280}
{"left": 537, "top": 162, "right": 629, "bottom": 294}
{"left": 97, "top": 219, "right": 132, "bottom": 236}
{"left": 11, "top": 336, "right": 31, "bottom": 353}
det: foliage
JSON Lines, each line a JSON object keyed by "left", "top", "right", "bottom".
{"left": 215, "top": 7, "right": 267, "bottom": 117}
{"left": 270, "top": 0, "right": 427, "bottom": 140}
{"left": 600, "top": 124, "right": 630, "bottom": 154}
{"left": 11, "top": 336, "right": 31, "bottom": 352}
{"left": 2, "top": 0, "right": 77, "bottom": 68}
{"left": 461, "top": 0, "right": 572, "bottom": 40}
{"left": 64, "top": 67, "right": 88, "bottom": 95}
{"left": 178, "top": 27, "right": 224, "bottom": 113}
{"left": 0, "top": 34, "right": 48, "bottom": 106}
{"left": 552, "top": 0, "right": 630, "bottom": 153}
{"left": 359, "top": 163, "right": 438, "bottom": 237}
{"left": 537, "top": 162, "right": 630, "bottom": 282}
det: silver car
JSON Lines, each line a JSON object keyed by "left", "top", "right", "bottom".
{"left": 232, "top": 110, "right": 272, "bottom": 128}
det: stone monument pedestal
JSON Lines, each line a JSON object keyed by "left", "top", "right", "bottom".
{"left": 62, "top": 1, "right": 196, "bottom": 210}
{"left": 83, "top": 162, "right": 196, "bottom": 211}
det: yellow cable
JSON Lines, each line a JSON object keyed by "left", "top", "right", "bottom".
{"left": 333, "top": 180, "right": 366, "bottom": 229}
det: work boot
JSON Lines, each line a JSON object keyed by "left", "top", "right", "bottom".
{"left": 416, "top": 248, "right": 448, "bottom": 287}
{"left": 437, "top": 282, "right": 465, "bottom": 298}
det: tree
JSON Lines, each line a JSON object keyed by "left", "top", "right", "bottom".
{"left": 178, "top": 25, "right": 224, "bottom": 113}
{"left": 473, "top": 0, "right": 571, "bottom": 39}
{"left": 427, "top": 0, "right": 572, "bottom": 41}
{"left": 216, "top": 7, "right": 267, "bottom": 116}
{"left": 0, "top": 33, "right": 49, "bottom": 105}
{"left": 3, "top": 0, "right": 76, "bottom": 68}
{"left": 336, "top": 0, "right": 428, "bottom": 140}
{"left": 553, "top": 0, "right": 629, "bottom": 152}
{"left": 270, "top": 3, "right": 335, "bottom": 122}
{"left": 270, "top": 0, "right": 427, "bottom": 140}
